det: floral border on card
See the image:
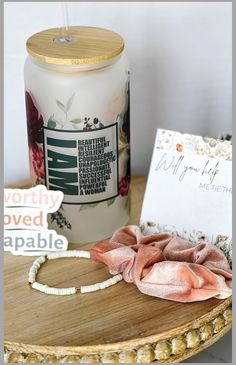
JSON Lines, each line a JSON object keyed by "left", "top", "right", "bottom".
{"left": 155, "top": 129, "right": 232, "bottom": 161}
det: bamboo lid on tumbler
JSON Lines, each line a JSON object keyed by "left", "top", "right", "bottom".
{"left": 26, "top": 26, "right": 125, "bottom": 66}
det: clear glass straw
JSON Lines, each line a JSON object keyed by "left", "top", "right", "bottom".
{"left": 56, "top": 2, "right": 73, "bottom": 43}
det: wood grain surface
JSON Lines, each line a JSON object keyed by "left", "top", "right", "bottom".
{"left": 26, "top": 26, "right": 124, "bottom": 65}
{"left": 4, "top": 176, "right": 232, "bottom": 363}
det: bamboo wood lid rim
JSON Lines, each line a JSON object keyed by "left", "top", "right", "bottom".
{"left": 26, "top": 26, "right": 125, "bottom": 66}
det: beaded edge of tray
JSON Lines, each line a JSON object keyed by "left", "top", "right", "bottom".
{"left": 4, "top": 304, "right": 232, "bottom": 363}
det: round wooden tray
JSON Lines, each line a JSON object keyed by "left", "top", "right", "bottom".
{"left": 4, "top": 176, "right": 232, "bottom": 363}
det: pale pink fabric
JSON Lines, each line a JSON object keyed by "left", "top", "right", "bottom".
{"left": 91, "top": 225, "right": 232, "bottom": 302}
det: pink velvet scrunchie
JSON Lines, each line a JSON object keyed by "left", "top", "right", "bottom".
{"left": 91, "top": 225, "right": 232, "bottom": 302}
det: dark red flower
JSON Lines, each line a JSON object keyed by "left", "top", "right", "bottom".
{"left": 119, "top": 176, "right": 130, "bottom": 196}
{"left": 32, "top": 144, "right": 45, "bottom": 179}
{"left": 25, "top": 91, "right": 45, "bottom": 179}
{"left": 25, "top": 91, "right": 44, "bottom": 150}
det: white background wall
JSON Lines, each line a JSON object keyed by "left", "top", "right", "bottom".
{"left": 4, "top": 1, "right": 232, "bottom": 183}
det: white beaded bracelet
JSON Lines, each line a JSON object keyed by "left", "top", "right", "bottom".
{"left": 28, "top": 250, "right": 123, "bottom": 296}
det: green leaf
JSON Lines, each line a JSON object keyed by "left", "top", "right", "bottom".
{"left": 80, "top": 202, "right": 99, "bottom": 210}
{"left": 47, "top": 120, "right": 57, "bottom": 129}
{"left": 47, "top": 115, "right": 58, "bottom": 129}
{"left": 66, "top": 93, "right": 75, "bottom": 111}
{"left": 107, "top": 197, "right": 116, "bottom": 207}
{"left": 69, "top": 118, "right": 83, "bottom": 124}
{"left": 56, "top": 100, "right": 67, "bottom": 114}
{"left": 117, "top": 112, "right": 124, "bottom": 120}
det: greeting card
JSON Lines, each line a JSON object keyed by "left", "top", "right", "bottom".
{"left": 140, "top": 129, "right": 232, "bottom": 264}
